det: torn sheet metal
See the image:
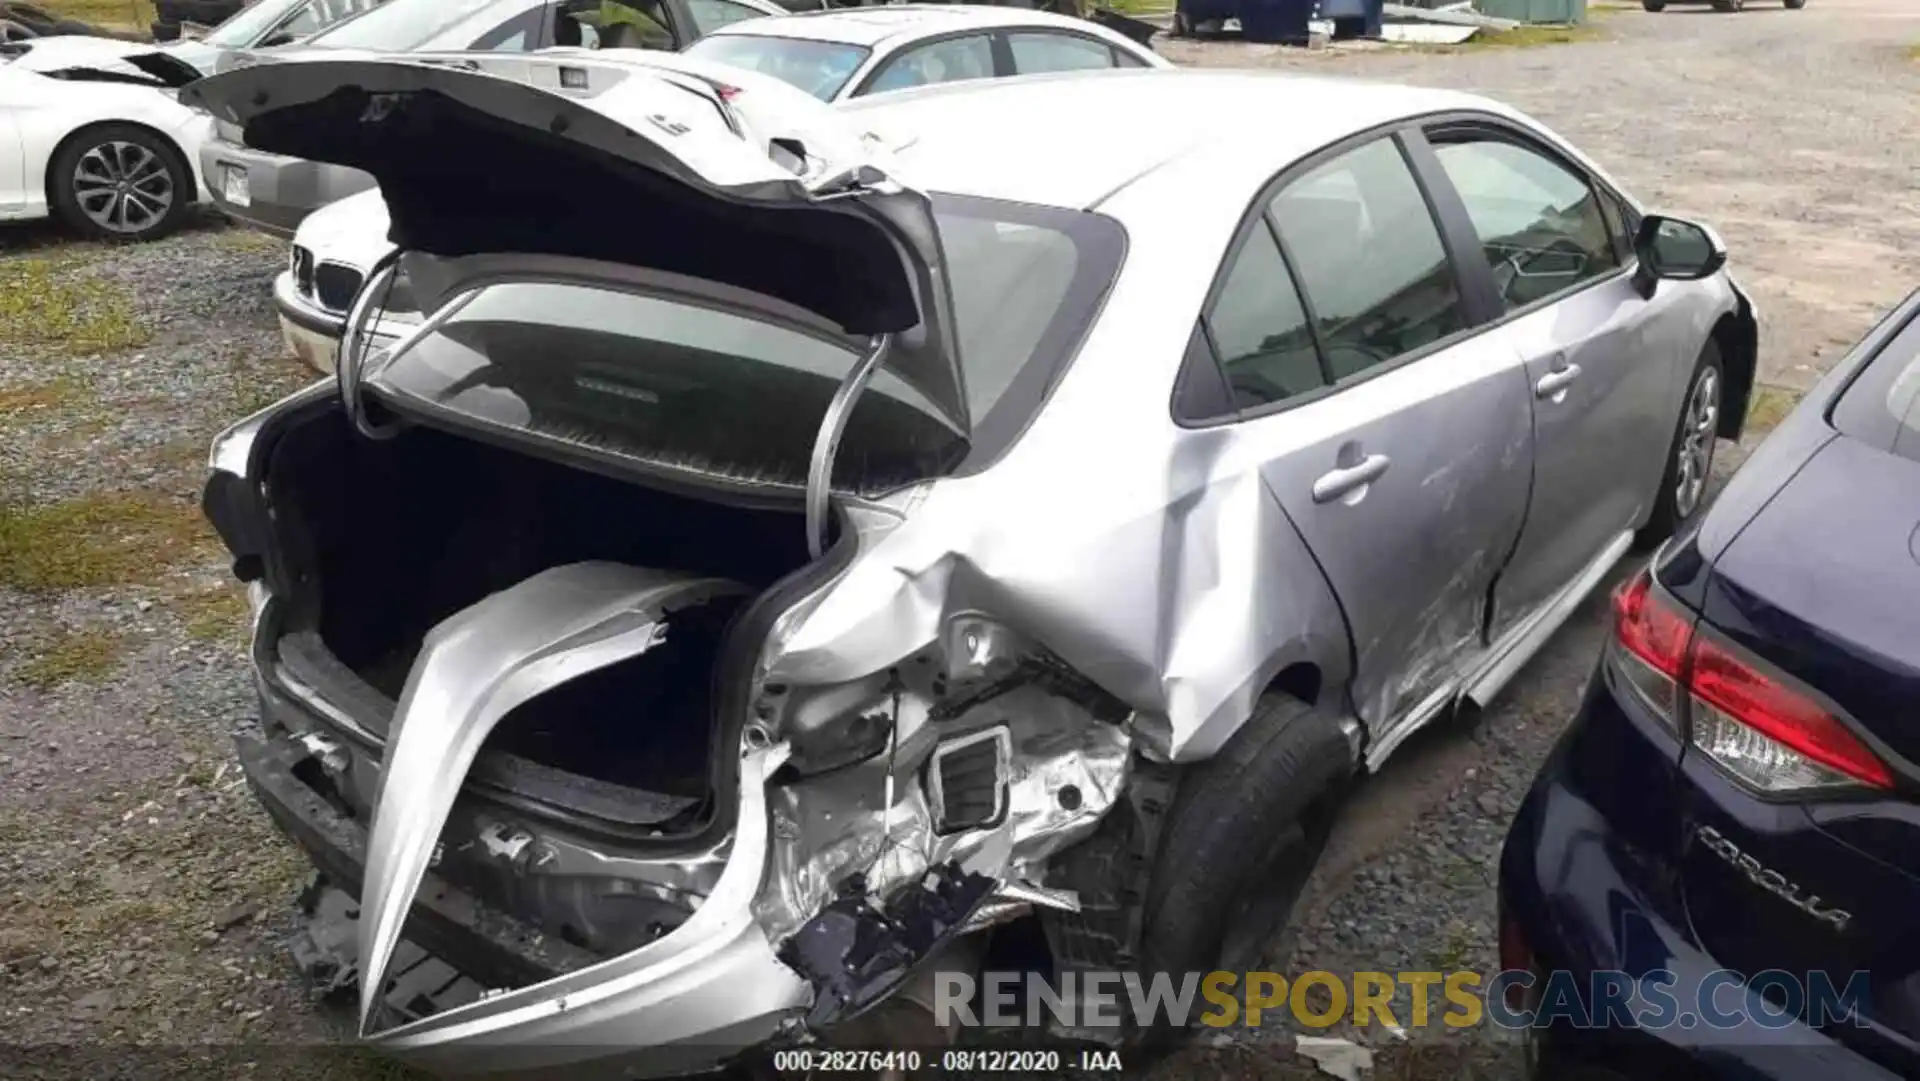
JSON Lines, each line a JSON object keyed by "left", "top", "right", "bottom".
{"left": 356, "top": 561, "right": 748, "bottom": 1036}
{"left": 756, "top": 683, "right": 1130, "bottom": 946}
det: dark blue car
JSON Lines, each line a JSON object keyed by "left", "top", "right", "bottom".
{"left": 1499, "top": 284, "right": 1920, "bottom": 1080}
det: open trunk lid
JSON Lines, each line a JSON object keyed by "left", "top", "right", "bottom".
{"left": 182, "top": 50, "right": 971, "bottom": 433}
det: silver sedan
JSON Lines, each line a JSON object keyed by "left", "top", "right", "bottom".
{"left": 188, "top": 52, "right": 1754, "bottom": 1075}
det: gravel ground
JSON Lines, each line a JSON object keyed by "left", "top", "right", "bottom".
{"left": 2, "top": 4, "right": 1918, "bottom": 1078}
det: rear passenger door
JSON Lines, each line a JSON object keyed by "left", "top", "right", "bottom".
{"left": 1180, "top": 132, "right": 1536, "bottom": 736}
{"left": 1421, "top": 122, "right": 1677, "bottom": 644}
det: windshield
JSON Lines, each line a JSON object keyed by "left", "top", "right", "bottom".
{"left": 683, "top": 34, "right": 869, "bottom": 101}
{"left": 367, "top": 196, "right": 1124, "bottom": 494}
{"left": 1833, "top": 299, "right": 1920, "bottom": 463}
{"left": 304, "top": 0, "right": 501, "bottom": 50}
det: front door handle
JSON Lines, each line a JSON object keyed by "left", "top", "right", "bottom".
{"left": 1535, "top": 363, "right": 1583, "bottom": 399}
{"left": 1312, "top": 453, "right": 1391, "bottom": 504}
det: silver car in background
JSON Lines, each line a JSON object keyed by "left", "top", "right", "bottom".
{"left": 198, "top": 0, "right": 788, "bottom": 236}
{"left": 187, "top": 52, "right": 1756, "bottom": 1076}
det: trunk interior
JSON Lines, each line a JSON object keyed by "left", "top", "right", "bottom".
{"left": 262, "top": 407, "right": 815, "bottom": 815}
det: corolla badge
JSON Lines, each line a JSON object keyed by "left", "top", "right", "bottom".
{"left": 1695, "top": 824, "right": 1851, "bottom": 932}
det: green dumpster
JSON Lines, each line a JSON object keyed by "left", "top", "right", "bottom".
{"left": 1473, "top": 0, "right": 1587, "bottom": 22}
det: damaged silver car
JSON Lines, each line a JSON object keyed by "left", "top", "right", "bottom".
{"left": 188, "top": 50, "right": 1758, "bottom": 1076}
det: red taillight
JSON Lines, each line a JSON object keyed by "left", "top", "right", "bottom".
{"left": 1689, "top": 636, "right": 1893, "bottom": 791}
{"left": 1613, "top": 571, "right": 1690, "bottom": 677}
{"left": 1497, "top": 909, "right": 1533, "bottom": 1010}
{"left": 1608, "top": 568, "right": 1894, "bottom": 794}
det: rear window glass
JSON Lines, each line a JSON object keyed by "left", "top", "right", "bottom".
{"left": 683, "top": 34, "right": 870, "bottom": 101}
{"left": 367, "top": 196, "right": 1123, "bottom": 493}
{"left": 1832, "top": 302, "right": 1920, "bottom": 462}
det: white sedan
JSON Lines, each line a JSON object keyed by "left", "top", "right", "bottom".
{"left": 0, "top": 52, "right": 213, "bottom": 240}
{"left": 275, "top": 5, "right": 1170, "bottom": 371}
{"left": 683, "top": 3, "right": 1168, "bottom": 101}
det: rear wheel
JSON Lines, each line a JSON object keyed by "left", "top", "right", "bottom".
{"left": 48, "top": 123, "right": 191, "bottom": 243}
{"left": 1636, "top": 341, "right": 1724, "bottom": 548}
{"left": 1141, "top": 695, "right": 1352, "bottom": 989}
{"left": 1641, "top": 0, "right": 1664, "bottom": 9}
{"left": 1783, "top": 0, "right": 1805, "bottom": 7}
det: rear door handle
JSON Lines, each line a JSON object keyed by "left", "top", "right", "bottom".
{"left": 1535, "top": 363, "right": 1582, "bottom": 399}
{"left": 1312, "top": 453, "right": 1391, "bottom": 504}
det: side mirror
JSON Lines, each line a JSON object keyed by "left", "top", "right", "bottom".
{"left": 258, "top": 30, "right": 297, "bottom": 47}
{"left": 1632, "top": 214, "right": 1727, "bottom": 298}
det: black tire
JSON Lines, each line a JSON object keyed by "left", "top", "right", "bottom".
{"left": 1141, "top": 695, "right": 1353, "bottom": 985}
{"left": 1636, "top": 340, "right": 1724, "bottom": 548}
{"left": 1171, "top": 8, "right": 1192, "bottom": 35}
{"left": 1641, "top": 0, "right": 1665, "bottom": 8}
{"left": 1783, "top": 0, "right": 1805, "bottom": 7}
{"left": 47, "top": 123, "right": 192, "bottom": 243}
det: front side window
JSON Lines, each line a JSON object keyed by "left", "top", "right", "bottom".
{"left": 1269, "top": 137, "right": 1468, "bottom": 382}
{"left": 1204, "top": 224, "right": 1323, "bottom": 411}
{"left": 864, "top": 34, "right": 995, "bottom": 95}
{"left": 1006, "top": 31, "right": 1115, "bottom": 75}
{"left": 1430, "top": 134, "right": 1620, "bottom": 312}
{"left": 557, "top": 0, "right": 676, "bottom": 50}
{"left": 269, "top": 0, "right": 380, "bottom": 40}
{"left": 682, "top": 33, "right": 870, "bottom": 100}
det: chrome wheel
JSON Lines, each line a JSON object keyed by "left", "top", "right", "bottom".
{"left": 1673, "top": 366, "right": 1720, "bottom": 521}
{"left": 71, "top": 140, "right": 175, "bottom": 236}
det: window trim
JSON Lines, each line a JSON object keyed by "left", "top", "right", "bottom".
{"left": 848, "top": 29, "right": 1006, "bottom": 97}
{"left": 1417, "top": 114, "right": 1641, "bottom": 332}
{"left": 1172, "top": 119, "right": 1493, "bottom": 429}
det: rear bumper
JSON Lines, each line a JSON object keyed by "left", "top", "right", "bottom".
{"left": 239, "top": 674, "right": 811, "bottom": 1076}
{"left": 199, "top": 139, "right": 375, "bottom": 237}
{"left": 1498, "top": 666, "right": 1901, "bottom": 1081}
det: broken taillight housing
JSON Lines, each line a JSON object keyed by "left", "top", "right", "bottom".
{"left": 1609, "top": 569, "right": 1893, "bottom": 794}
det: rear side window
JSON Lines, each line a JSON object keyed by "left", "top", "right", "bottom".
{"left": 1203, "top": 224, "right": 1323, "bottom": 410}
{"left": 864, "top": 34, "right": 995, "bottom": 94}
{"left": 1268, "top": 138, "right": 1467, "bottom": 382}
{"left": 1833, "top": 303, "right": 1920, "bottom": 463}
{"left": 1006, "top": 31, "right": 1116, "bottom": 74}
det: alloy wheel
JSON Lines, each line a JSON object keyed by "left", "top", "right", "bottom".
{"left": 71, "top": 140, "right": 175, "bottom": 237}
{"left": 1673, "top": 367, "right": 1720, "bottom": 521}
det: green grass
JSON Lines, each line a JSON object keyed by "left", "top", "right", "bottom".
{"left": 1745, "top": 383, "right": 1802, "bottom": 433}
{"left": 0, "top": 257, "right": 146, "bottom": 357}
{"left": 174, "top": 583, "right": 248, "bottom": 642}
{"left": 0, "top": 491, "right": 213, "bottom": 593}
{"left": 14, "top": 626, "right": 127, "bottom": 689}
{"left": 1444, "top": 22, "right": 1603, "bottom": 49}
{"left": 30, "top": 0, "right": 156, "bottom": 30}
{"left": 0, "top": 377, "right": 86, "bottom": 418}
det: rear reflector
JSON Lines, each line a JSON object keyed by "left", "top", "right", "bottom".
{"left": 1608, "top": 567, "right": 1893, "bottom": 794}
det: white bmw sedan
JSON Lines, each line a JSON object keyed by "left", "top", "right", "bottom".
{"left": 682, "top": 3, "right": 1169, "bottom": 101}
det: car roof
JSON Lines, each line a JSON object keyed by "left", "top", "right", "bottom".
{"left": 841, "top": 67, "right": 1503, "bottom": 210}
{"left": 705, "top": 2, "right": 1122, "bottom": 47}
